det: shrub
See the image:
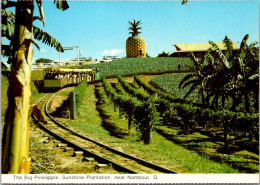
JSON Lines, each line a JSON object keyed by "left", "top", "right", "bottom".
{"left": 74, "top": 79, "right": 87, "bottom": 113}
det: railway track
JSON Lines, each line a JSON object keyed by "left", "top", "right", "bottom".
{"left": 33, "top": 90, "right": 179, "bottom": 174}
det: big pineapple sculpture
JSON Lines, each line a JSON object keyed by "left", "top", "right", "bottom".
{"left": 126, "top": 20, "right": 146, "bottom": 57}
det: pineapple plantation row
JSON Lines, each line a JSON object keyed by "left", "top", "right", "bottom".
{"left": 83, "top": 75, "right": 259, "bottom": 172}
{"left": 97, "top": 76, "right": 259, "bottom": 149}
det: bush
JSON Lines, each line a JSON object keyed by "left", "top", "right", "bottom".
{"left": 102, "top": 77, "right": 158, "bottom": 144}
{"left": 74, "top": 79, "right": 87, "bottom": 113}
{"left": 171, "top": 102, "right": 259, "bottom": 141}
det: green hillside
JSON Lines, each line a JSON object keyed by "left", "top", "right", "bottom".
{"left": 77, "top": 57, "right": 192, "bottom": 77}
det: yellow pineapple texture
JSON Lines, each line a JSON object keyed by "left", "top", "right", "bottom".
{"left": 126, "top": 19, "right": 146, "bottom": 58}
{"left": 126, "top": 36, "right": 146, "bottom": 57}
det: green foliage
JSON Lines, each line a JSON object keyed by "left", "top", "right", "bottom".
{"left": 35, "top": 58, "right": 53, "bottom": 64}
{"left": 171, "top": 102, "right": 259, "bottom": 141}
{"left": 102, "top": 77, "right": 158, "bottom": 144}
{"left": 1, "top": 1, "right": 67, "bottom": 62}
{"left": 33, "top": 26, "right": 64, "bottom": 52}
{"left": 118, "top": 75, "right": 149, "bottom": 101}
{"left": 134, "top": 75, "right": 180, "bottom": 121}
{"left": 74, "top": 79, "right": 87, "bottom": 113}
{"left": 178, "top": 35, "right": 259, "bottom": 113}
{"left": 134, "top": 75, "right": 259, "bottom": 143}
{"left": 78, "top": 57, "right": 192, "bottom": 78}
{"left": 134, "top": 75, "right": 157, "bottom": 95}
{"left": 1, "top": 6, "right": 15, "bottom": 58}
{"left": 128, "top": 19, "right": 142, "bottom": 37}
{"left": 150, "top": 73, "right": 197, "bottom": 101}
{"left": 157, "top": 51, "right": 170, "bottom": 57}
{"left": 54, "top": 0, "right": 69, "bottom": 11}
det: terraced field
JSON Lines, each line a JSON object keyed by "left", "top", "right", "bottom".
{"left": 150, "top": 73, "right": 199, "bottom": 103}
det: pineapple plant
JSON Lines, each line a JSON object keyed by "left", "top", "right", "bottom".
{"left": 126, "top": 19, "right": 146, "bottom": 58}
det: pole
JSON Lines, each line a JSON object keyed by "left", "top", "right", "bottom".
{"left": 76, "top": 47, "right": 79, "bottom": 65}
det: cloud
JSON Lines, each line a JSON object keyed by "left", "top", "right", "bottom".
{"left": 102, "top": 49, "right": 124, "bottom": 56}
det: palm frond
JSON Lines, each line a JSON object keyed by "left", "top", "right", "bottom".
{"left": 238, "top": 34, "right": 249, "bottom": 60}
{"left": 184, "top": 83, "right": 198, "bottom": 99}
{"left": 1, "top": 45, "right": 13, "bottom": 57}
{"left": 182, "top": 79, "right": 200, "bottom": 89}
{"left": 179, "top": 73, "right": 197, "bottom": 89}
{"left": 209, "top": 40, "right": 231, "bottom": 69}
{"left": 248, "top": 74, "right": 259, "bottom": 80}
{"left": 191, "top": 51, "right": 199, "bottom": 64}
{"left": 202, "top": 48, "right": 213, "bottom": 62}
{"left": 1, "top": 23, "right": 15, "bottom": 40}
{"left": 223, "top": 35, "right": 233, "bottom": 61}
{"left": 239, "top": 34, "right": 249, "bottom": 52}
{"left": 1, "top": 8, "right": 15, "bottom": 40}
{"left": 237, "top": 57, "right": 245, "bottom": 77}
{"left": 33, "top": 26, "right": 64, "bottom": 52}
{"left": 205, "top": 91, "right": 214, "bottom": 104}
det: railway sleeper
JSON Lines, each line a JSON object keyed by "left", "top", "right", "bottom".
{"left": 73, "top": 151, "right": 84, "bottom": 157}
{"left": 64, "top": 147, "right": 74, "bottom": 154}
{"left": 82, "top": 157, "right": 95, "bottom": 162}
{"left": 56, "top": 143, "right": 68, "bottom": 148}
{"left": 94, "top": 163, "right": 110, "bottom": 170}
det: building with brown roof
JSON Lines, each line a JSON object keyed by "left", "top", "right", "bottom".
{"left": 171, "top": 41, "right": 239, "bottom": 57}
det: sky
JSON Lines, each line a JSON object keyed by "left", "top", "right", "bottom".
{"left": 2, "top": 0, "right": 259, "bottom": 63}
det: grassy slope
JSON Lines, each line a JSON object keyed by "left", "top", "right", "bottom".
{"left": 77, "top": 57, "right": 192, "bottom": 78}
{"left": 66, "top": 83, "right": 240, "bottom": 173}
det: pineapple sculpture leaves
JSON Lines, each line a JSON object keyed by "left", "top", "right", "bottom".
{"left": 126, "top": 19, "right": 146, "bottom": 58}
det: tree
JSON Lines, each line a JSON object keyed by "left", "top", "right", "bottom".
{"left": 35, "top": 58, "right": 53, "bottom": 64}
{"left": 157, "top": 51, "right": 170, "bottom": 57}
{"left": 1, "top": 0, "right": 69, "bottom": 174}
{"left": 179, "top": 34, "right": 259, "bottom": 112}
{"left": 205, "top": 35, "right": 259, "bottom": 112}
{"left": 1, "top": 2, "right": 65, "bottom": 60}
{"left": 179, "top": 50, "right": 214, "bottom": 104}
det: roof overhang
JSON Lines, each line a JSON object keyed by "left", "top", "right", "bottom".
{"left": 173, "top": 41, "right": 239, "bottom": 52}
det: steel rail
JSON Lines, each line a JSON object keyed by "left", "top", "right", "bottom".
{"left": 34, "top": 94, "right": 137, "bottom": 174}
{"left": 36, "top": 91, "right": 179, "bottom": 174}
{"left": 37, "top": 118, "right": 137, "bottom": 174}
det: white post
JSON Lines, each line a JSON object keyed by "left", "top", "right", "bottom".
{"left": 76, "top": 47, "right": 79, "bottom": 65}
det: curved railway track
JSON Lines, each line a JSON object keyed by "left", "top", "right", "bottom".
{"left": 33, "top": 90, "right": 179, "bottom": 174}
